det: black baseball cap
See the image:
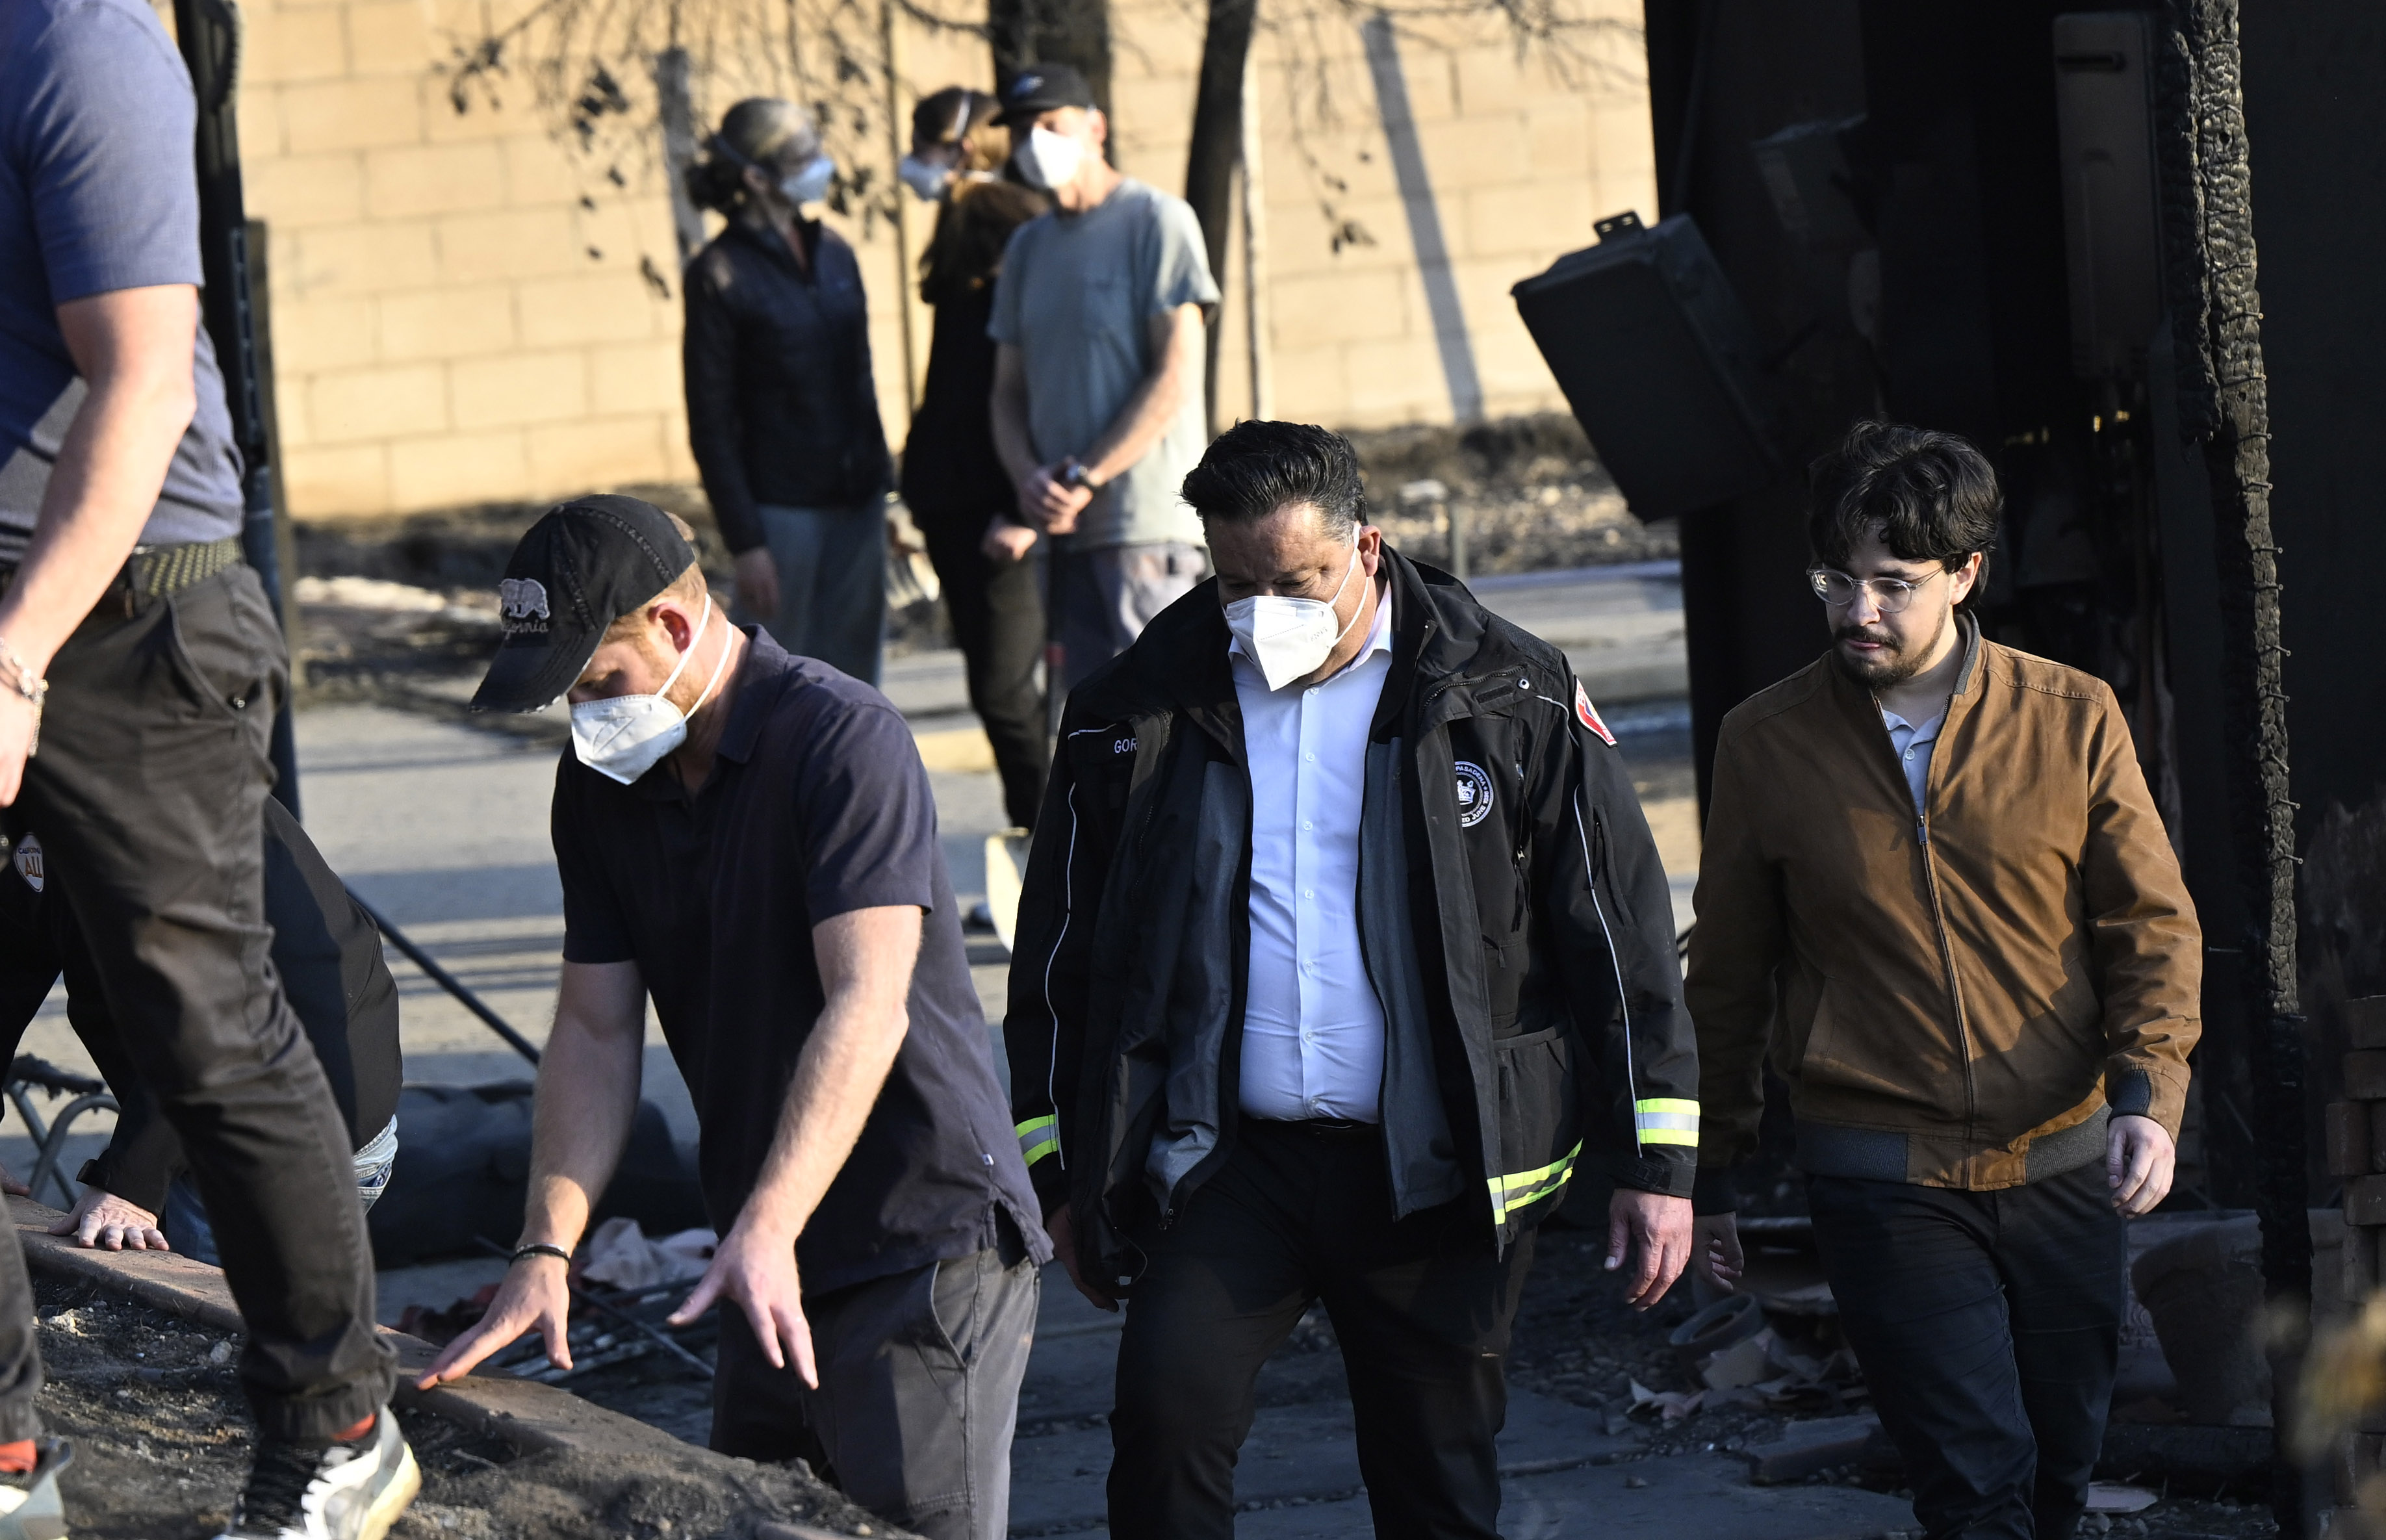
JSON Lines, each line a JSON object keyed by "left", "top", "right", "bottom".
{"left": 994, "top": 62, "right": 1096, "bottom": 125}
{"left": 470, "top": 494, "right": 697, "bottom": 713}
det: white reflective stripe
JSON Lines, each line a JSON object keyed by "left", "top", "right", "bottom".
{"left": 1635, "top": 1111, "right": 1699, "bottom": 1132}
{"left": 1036, "top": 775, "right": 1086, "bottom": 1172}
{"left": 1574, "top": 789, "right": 1639, "bottom": 1155}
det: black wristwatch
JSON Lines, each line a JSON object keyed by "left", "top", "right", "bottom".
{"left": 1062, "top": 460, "right": 1103, "bottom": 491}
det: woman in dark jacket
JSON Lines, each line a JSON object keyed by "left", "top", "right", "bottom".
{"left": 684, "top": 99, "right": 893, "bottom": 683}
{"left": 896, "top": 88, "right": 1051, "bottom": 828}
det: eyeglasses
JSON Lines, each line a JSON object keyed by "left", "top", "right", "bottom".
{"left": 1806, "top": 566, "right": 1946, "bottom": 613}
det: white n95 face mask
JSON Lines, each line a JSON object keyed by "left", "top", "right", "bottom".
{"left": 1014, "top": 125, "right": 1084, "bottom": 192}
{"left": 780, "top": 154, "right": 836, "bottom": 207}
{"left": 570, "top": 595, "right": 733, "bottom": 785}
{"left": 1224, "top": 532, "right": 1366, "bottom": 692}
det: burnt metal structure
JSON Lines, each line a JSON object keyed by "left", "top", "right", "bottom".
{"left": 1628, "top": 2, "right": 2386, "bottom": 1528}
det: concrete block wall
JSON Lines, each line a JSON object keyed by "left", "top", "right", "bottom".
{"left": 205, "top": 0, "right": 1654, "bottom": 522}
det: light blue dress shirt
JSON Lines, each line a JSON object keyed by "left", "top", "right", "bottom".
{"left": 1879, "top": 705, "right": 1945, "bottom": 815}
{"left": 1229, "top": 584, "right": 1396, "bottom": 1123}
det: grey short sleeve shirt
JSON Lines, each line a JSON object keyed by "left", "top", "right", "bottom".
{"left": 988, "top": 177, "right": 1218, "bottom": 551}
{"left": 0, "top": 0, "right": 246, "bottom": 552}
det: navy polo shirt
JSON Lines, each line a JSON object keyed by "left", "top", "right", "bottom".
{"left": 552, "top": 628, "right": 1049, "bottom": 1294}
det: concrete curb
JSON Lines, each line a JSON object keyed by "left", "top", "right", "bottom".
{"left": 7, "top": 1194, "right": 862, "bottom": 1539}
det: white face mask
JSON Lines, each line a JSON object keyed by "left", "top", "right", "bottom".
{"left": 1224, "top": 532, "right": 1368, "bottom": 693}
{"left": 897, "top": 154, "right": 952, "bottom": 201}
{"left": 570, "top": 595, "right": 734, "bottom": 785}
{"left": 779, "top": 153, "right": 836, "bottom": 207}
{"left": 1014, "top": 125, "right": 1084, "bottom": 192}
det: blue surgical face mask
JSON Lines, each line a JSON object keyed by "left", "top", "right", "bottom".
{"left": 780, "top": 153, "right": 836, "bottom": 207}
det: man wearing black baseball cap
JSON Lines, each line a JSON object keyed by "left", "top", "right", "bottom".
{"left": 421, "top": 495, "right": 1049, "bottom": 1540}
{"left": 988, "top": 60, "right": 1220, "bottom": 692}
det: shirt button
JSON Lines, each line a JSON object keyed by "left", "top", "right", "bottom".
{"left": 1303, "top": 889, "right": 1314, "bottom": 899}
{"left": 1302, "top": 820, "right": 1313, "bottom": 830}
{"left": 1905, "top": 749, "right": 1914, "bottom": 760}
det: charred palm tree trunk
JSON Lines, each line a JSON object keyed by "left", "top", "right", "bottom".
{"left": 2157, "top": 2, "right": 2305, "bottom": 1530}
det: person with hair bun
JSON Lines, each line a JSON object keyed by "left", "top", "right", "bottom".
{"left": 682, "top": 98, "right": 894, "bottom": 683}
{"left": 895, "top": 86, "right": 1051, "bottom": 829}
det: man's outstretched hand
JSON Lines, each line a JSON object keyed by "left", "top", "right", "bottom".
{"left": 51, "top": 1185, "right": 167, "bottom": 1251}
{"left": 1606, "top": 1188, "right": 1693, "bottom": 1309}
{"left": 417, "top": 1254, "right": 573, "bottom": 1388}
{"left": 668, "top": 1214, "right": 817, "bottom": 1387}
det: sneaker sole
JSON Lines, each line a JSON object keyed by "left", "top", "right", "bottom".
{"left": 355, "top": 1444, "right": 420, "bottom": 1540}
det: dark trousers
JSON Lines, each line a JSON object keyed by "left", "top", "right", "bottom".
{"left": 8, "top": 566, "right": 394, "bottom": 1440}
{"left": 712, "top": 1233, "right": 1040, "bottom": 1540}
{"left": 917, "top": 508, "right": 1048, "bottom": 830}
{"left": 1808, "top": 1163, "right": 2125, "bottom": 1540}
{"left": 1109, "top": 1120, "right": 1532, "bottom": 1540}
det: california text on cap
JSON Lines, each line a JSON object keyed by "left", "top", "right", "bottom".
{"left": 469, "top": 494, "right": 697, "bottom": 713}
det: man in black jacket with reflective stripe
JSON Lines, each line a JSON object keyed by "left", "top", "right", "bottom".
{"left": 1006, "top": 421, "right": 1697, "bottom": 1539}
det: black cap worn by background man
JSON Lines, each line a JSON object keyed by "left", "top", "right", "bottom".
{"left": 470, "top": 494, "right": 697, "bottom": 713}
{"left": 993, "top": 61, "right": 1096, "bottom": 124}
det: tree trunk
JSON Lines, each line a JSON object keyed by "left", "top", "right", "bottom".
{"left": 1184, "top": 0, "right": 1258, "bottom": 433}
{"left": 2157, "top": 3, "right": 2305, "bottom": 1532}
{"left": 987, "top": 0, "right": 1116, "bottom": 119}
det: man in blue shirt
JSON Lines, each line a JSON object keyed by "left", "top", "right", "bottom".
{"left": 1, "top": 3, "right": 413, "bottom": 1535}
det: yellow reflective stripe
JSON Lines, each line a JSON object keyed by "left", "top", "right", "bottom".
{"left": 1016, "top": 1116, "right": 1059, "bottom": 1167}
{"left": 1635, "top": 1097, "right": 1699, "bottom": 1143}
{"left": 1485, "top": 1141, "right": 1583, "bottom": 1218}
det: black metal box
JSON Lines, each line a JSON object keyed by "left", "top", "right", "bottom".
{"left": 1511, "top": 213, "right": 1780, "bottom": 519}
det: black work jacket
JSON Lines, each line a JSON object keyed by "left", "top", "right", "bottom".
{"left": 1005, "top": 548, "right": 1697, "bottom": 1294}
{"left": 683, "top": 220, "right": 892, "bottom": 553}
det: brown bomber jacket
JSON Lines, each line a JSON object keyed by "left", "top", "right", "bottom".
{"left": 1685, "top": 620, "right": 2200, "bottom": 1209}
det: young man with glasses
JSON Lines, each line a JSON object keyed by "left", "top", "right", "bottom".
{"left": 1684, "top": 422, "right": 2198, "bottom": 1540}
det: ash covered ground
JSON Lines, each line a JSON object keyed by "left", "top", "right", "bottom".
{"left": 23, "top": 1274, "right": 880, "bottom": 1539}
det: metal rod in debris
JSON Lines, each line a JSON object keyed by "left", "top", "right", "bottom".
{"left": 347, "top": 888, "right": 541, "bottom": 1066}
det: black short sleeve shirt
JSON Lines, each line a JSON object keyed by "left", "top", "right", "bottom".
{"left": 553, "top": 629, "right": 1049, "bottom": 1292}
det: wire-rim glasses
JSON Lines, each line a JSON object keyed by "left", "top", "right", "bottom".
{"left": 1806, "top": 566, "right": 1945, "bottom": 613}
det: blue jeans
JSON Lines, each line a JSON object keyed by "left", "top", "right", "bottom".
{"left": 163, "top": 1116, "right": 400, "bottom": 1270}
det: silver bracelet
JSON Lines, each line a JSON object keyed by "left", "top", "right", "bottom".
{"left": 0, "top": 639, "right": 42, "bottom": 707}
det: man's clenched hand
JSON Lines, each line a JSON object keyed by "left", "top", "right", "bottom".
{"left": 1606, "top": 1188, "right": 1693, "bottom": 1309}
{"left": 2108, "top": 1113, "right": 2175, "bottom": 1218}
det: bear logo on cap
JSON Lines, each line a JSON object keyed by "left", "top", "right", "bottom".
{"left": 500, "top": 577, "right": 551, "bottom": 634}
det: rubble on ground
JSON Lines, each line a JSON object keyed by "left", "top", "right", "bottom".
{"left": 22, "top": 1274, "right": 885, "bottom": 1539}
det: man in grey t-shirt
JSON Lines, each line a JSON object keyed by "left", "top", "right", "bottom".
{"left": 988, "top": 64, "right": 1220, "bottom": 690}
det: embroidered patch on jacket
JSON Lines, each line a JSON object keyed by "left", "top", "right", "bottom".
{"left": 1454, "top": 760, "right": 1495, "bottom": 828}
{"left": 10, "top": 833, "right": 43, "bottom": 894}
{"left": 1574, "top": 680, "right": 1616, "bottom": 746}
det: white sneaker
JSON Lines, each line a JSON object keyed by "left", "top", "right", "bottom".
{"left": 220, "top": 1411, "right": 419, "bottom": 1540}
{"left": 0, "top": 1439, "right": 70, "bottom": 1540}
